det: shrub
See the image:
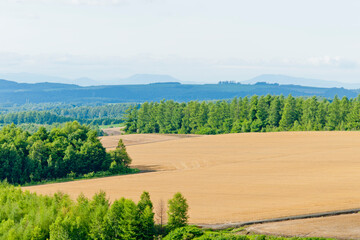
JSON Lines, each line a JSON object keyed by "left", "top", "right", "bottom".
{"left": 163, "top": 226, "right": 203, "bottom": 240}
{"left": 196, "top": 232, "right": 249, "bottom": 240}
{"left": 83, "top": 172, "right": 95, "bottom": 179}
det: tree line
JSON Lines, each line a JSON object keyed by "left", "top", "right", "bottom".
{"left": 0, "top": 122, "right": 132, "bottom": 184}
{"left": 0, "top": 103, "right": 134, "bottom": 127}
{"left": 50, "top": 103, "right": 133, "bottom": 120}
{"left": 0, "top": 110, "right": 124, "bottom": 126}
{"left": 11, "top": 122, "right": 105, "bottom": 136}
{"left": 0, "top": 183, "right": 189, "bottom": 239}
{"left": 124, "top": 95, "right": 360, "bottom": 134}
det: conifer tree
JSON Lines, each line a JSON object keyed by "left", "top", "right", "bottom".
{"left": 256, "top": 96, "right": 269, "bottom": 128}
{"left": 327, "top": 95, "right": 341, "bottom": 130}
{"left": 279, "top": 95, "right": 297, "bottom": 130}
{"left": 269, "top": 96, "right": 281, "bottom": 127}
{"left": 167, "top": 192, "right": 189, "bottom": 231}
{"left": 138, "top": 191, "right": 155, "bottom": 239}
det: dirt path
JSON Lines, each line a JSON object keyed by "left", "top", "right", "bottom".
{"left": 24, "top": 131, "right": 360, "bottom": 225}
{"left": 246, "top": 213, "right": 360, "bottom": 239}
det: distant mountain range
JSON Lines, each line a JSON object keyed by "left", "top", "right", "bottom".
{"left": 0, "top": 72, "right": 359, "bottom": 89}
{"left": 242, "top": 74, "right": 360, "bottom": 89}
{"left": 0, "top": 73, "right": 181, "bottom": 86}
{"left": 0, "top": 78, "right": 359, "bottom": 105}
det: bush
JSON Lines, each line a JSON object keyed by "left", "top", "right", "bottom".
{"left": 196, "top": 232, "right": 249, "bottom": 240}
{"left": 83, "top": 172, "right": 95, "bottom": 179}
{"left": 67, "top": 171, "right": 76, "bottom": 179}
{"left": 163, "top": 226, "right": 203, "bottom": 240}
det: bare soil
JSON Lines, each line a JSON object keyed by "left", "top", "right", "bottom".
{"left": 102, "top": 127, "right": 123, "bottom": 136}
{"left": 246, "top": 213, "right": 360, "bottom": 239}
{"left": 24, "top": 131, "right": 360, "bottom": 227}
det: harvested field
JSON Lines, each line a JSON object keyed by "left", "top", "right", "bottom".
{"left": 100, "top": 133, "right": 197, "bottom": 151}
{"left": 246, "top": 213, "right": 360, "bottom": 239}
{"left": 24, "top": 131, "right": 360, "bottom": 225}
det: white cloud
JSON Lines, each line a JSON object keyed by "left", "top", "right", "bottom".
{"left": 6, "top": 0, "right": 152, "bottom": 5}
{"left": 306, "top": 56, "right": 358, "bottom": 68}
{"left": 68, "top": 0, "right": 127, "bottom": 6}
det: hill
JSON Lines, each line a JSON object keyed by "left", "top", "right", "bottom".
{"left": 0, "top": 79, "right": 359, "bottom": 104}
{"left": 0, "top": 73, "right": 181, "bottom": 86}
{"left": 243, "top": 74, "right": 360, "bottom": 89}
{"left": 0, "top": 79, "right": 79, "bottom": 90}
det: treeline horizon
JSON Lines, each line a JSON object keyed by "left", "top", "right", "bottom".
{"left": 0, "top": 103, "right": 133, "bottom": 126}
{"left": 124, "top": 95, "right": 360, "bottom": 134}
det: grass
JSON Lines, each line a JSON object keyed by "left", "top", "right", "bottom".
{"left": 21, "top": 168, "right": 140, "bottom": 187}
{"left": 165, "top": 226, "right": 335, "bottom": 240}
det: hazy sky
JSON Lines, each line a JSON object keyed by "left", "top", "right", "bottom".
{"left": 0, "top": 0, "right": 359, "bottom": 83}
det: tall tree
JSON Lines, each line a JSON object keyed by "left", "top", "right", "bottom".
{"left": 268, "top": 96, "right": 281, "bottom": 128}
{"left": 327, "top": 95, "right": 341, "bottom": 130}
{"left": 167, "top": 192, "right": 189, "bottom": 231}
{"left": 279, "top": 95, "right": 297, "bottom": 130}
{"left": 138, "top": 191, "right": 155, "bottom": 240}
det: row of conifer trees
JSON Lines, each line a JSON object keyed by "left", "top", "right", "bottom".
{"left": 124, "top": 95, "right": 360, "bottom": 134}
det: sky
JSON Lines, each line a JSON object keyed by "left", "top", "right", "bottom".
{"left": 0, "top": 0, "right": 359, "bottom": 84}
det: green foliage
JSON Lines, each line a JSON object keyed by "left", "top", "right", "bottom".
{"left": 0, "top": 122, "right": 132, "bottom": 184}
{"left": 196, "top": 232, "right": 249, "bottom": 240}
{"left": 0, "top": 184, "right": 337, "bottom": 240}
{"left": 167, "top": 192, "right": 189, "bottom": 231}
{"left": 163, "top": 226, "right": 203, "bottom": 240}
{"left": 163, "top": 227, "right": 335, "bottom": 240}
{"left": 0, "top": 184, "right": 159, "bottom": 240}
{"left": 138, "top": 192, "right": 155, "bottom": 240}
{"left": 125, "top": 95, "right": 360, "bottom": 134}
{"left": 0, "top": 103, "right": 132, "bottom": 126}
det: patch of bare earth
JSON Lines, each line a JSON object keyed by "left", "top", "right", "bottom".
{"left": 102, "top": 127, "right": 123, "bottom": 136}
{"left": 246, "top": 213, "right": 360, "bottom": 240}
{"left": 24, "top": 131, "right": 360, "bottom": 228}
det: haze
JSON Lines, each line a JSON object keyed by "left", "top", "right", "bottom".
{"left": 0, "top": 0, "right": 359, "bottom": 84}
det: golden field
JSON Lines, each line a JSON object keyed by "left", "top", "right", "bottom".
{"left": 24, "top": 131, "right": 360, "bottom": 225}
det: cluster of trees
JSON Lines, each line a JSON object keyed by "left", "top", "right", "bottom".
{"left": 0, "top": 111, "right": 75, "bottom": 125}
{"left": 0, "top": 184, "right": 189, "bottom": 240}
{"left": 0, "top": 102, "right": 77, "bottom": 113}
{"left": 0, "top": 122, "right": 132, "bottom": 184}
{"left": 0, "top": 103, "right": 133, "bottom": 127}
{"left": 125, "top": 95, "right": 360, "bottom": 134}
{"left": 0, "top": 110, "right": 124, "bottom": 126}
{"left": 10, "top": 122, "right": 105, "bottom": 136}
{"left": 50, "top": 103, "right": 133, "bottom": 120}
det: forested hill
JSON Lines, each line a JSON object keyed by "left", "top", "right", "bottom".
{"left": 0, "top": 79, "right": 79, "bottom": 90}
{"left": 0, "top": 79, "right": 359, "bottom": 104}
